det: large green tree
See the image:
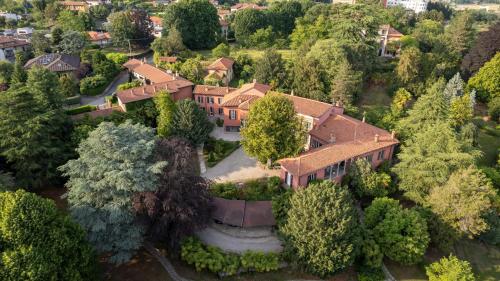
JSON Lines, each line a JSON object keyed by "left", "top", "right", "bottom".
{"left": 365, "top": 197, "right": 429, "bottom": 265}
{"left": 467, "top": 52, "right": 500, "bottom": 102}
{"left": 241, "top": 93, "right": 306, "bottom": 165}
{"left": 428, "top": 166, "right": 497, "bottom": 238}
{"left": 461, "top": 21, "right": 500, "bottom": 78}
{"left": 444, "top": 11, "right": 475, "bottom": 57}
{"left": 107, "top": 9, "right": 153, "bottom": 48}
{"left": 233, "top": 8, "right": 267, "bottom": 46}
{"left": 151, "top": 27, "right": 186, "bottom": 56}
{"left": 253, "top": 49, "right": 287, "bottom": 89}
{"left": 267, "top": 1, "right": 303, "bottom": 37}
{"left": 58, "top": 31, "right": 89, "bottom": 55}
{"left": 283, "top": 181, "right": 360, "bottom": 277}
{"left": 59, "top": 121, "right": 167, "bottom": 264}
{"left": 347, "top": 158, "right": 391, "bottom": 198}
{"left": 171, "top": 99, "right": 213, "bottom": 145}
{"left": 163, "top": 0, "right": 219, "bottom": 49}
{"left": 0, "top": 190, "right": 97, "bottom": 281}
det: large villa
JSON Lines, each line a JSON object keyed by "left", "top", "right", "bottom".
{"left": 115, "top": 59, "right": 399, "bottom": 188}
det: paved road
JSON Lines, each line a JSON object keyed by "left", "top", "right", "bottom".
{"left": 203, "top": 148, "right": 280, "bottom": 182}
{"left": 80, "top": 70, "right": 129, "bottom": 106}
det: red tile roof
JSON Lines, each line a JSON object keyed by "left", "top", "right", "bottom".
{"left": 283, "top": 94, "right": 333, "bottom": 119}
{"left": 231, "top": 3, "right": 267, "bottom": 10}
{"left": 87, "top": 31, "right": 110, "bottom": 41}
{"left": 221, "top": 81, "right": 270, "bottom": 107}
{"left": 150, "top": 16, "right": 162, "bottom": 26}
{"left": 0, "top": 36, "right": 29, "bottom": 48}
{"left": 279, "top": 114, "right": 399, "bottom": 176}
{"left": 25, "top": 54, "right": 80, "bottom": 72}
{"left": 193, "top": 85, "right": 236, "bottom": 96}
{"left": 207, "top": 57, "right": 234, "bottom": 71}
{"left": 116, "top": 79, "right": 193, "bottom": 104}
{"left": 123, "top": 59, "right": 179, "bottom": 84}
{"left": 158, "top": 56, "right": 177, "bottom": 63}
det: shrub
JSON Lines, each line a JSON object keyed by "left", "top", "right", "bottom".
{"left": 64, "top": 95, "right": 81, "bottom": 105}
{"left": 80, "top": 74, "right": 108, "bottom": 96}
{"left": 488, "top": 97, "right": 500, "bottom": 123}
{"left": 181, "top": 237, "right": 279, "bottom": 276}
{"left": 65, "top": 105, "right": 97, "bottom": 115}
{"left": 211, "top": 182, "right": 239, "bottom": 199}
{"left": 426, "top": 255, "right": 475, "bottom": 281}
{"left": 216, "top": 117, "right": 224, "bottom": 127}
{"left": 271, "top": 189, "right": 293, "bottom": 228}
{"left": 117, "top": 80, "right": 142, "bottom": 91}
{"left": 357, "top": 266, "right": 385, "bottom": 281}
{"left": 106, "top": 52, "right": 129, "bottom": 65}
{"left": 347, "top": 158, "right": 392, "bottom": 198}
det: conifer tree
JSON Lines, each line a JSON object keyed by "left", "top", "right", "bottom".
{"left": 154, "top": 91, "right": 177, "bottom": 138}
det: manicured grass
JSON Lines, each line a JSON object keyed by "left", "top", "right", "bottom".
{"left": 203, "top": 137, "right": 240, "bottom": 168}
{"left": 385, "top": 239, "right": 500, "bottom": 281}
{"left": 357, "top": 83, "right": 392, "bottom": 110}
{"left": 473, "top": 117, "right": 500, "bottom": 166}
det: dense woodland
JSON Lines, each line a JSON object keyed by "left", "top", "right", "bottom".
{"left": 0, "top": 0, "right": 499, "bottom": 280}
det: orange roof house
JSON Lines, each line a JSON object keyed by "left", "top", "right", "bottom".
{"left": 379, "top": 24, "right": 404, "bottom": 57}
{"left": 87, "top": 31, "right": 111, "bottom": 47}
{"left": 193, "top": 85, "right": 237, "bottom": 116}
{"left": 61, "top": 1, "right": 89, "bottom": 11}
{"left": 205, "top": 57, "right": 235, "bottom": 85}
{"left": 118, "top": 59, "right": 194, "bottom": 110}
{"left": 150, "top": 16, "right": 163, "bottom": 37}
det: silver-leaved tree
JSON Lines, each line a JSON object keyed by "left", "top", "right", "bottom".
{"left": 59, "top": 121, "right": 166, "bottom": 264}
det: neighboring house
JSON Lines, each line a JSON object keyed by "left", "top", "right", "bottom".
{"left": 220, "top": 19, "right": 229, "bottom": 39}
{"left": 378, "top": 25, "right": 403, "bottom": 57}
{"left": 87, "top": 31, "right": 111, "bottom": 47}
{"left": 117, "top": 58, "right": 194, "bottom": 111}
{"left": 61, "top": 1, "right": 90, "bottom": 12}
{"left": 383, "top": 0, "right": 428, "bottom": 13}
{"left": 16, "top": 27, "right": 33, "bottom": 36}
{"left": 24, "top": 53, "right": 80, "bottom": 76}
{"left": 150, "top": 16, "right": 163, "bottom": 37}
{"left": 193, "top": 85, "right": 237, "bottom": 117}
{"left": 86, "top": 0, "right": 110, "bottom": 6}
{"left": 0, "top": 36, "right": 29, "bottom": 62}
{"left": 230, "top": 3, "right": 267, "bottom": 12}
{"left": 0, "top": 12, "right": 22, "bottom": 21}
{"left": 205, "top": 57, "right": 234, "bottom": 85}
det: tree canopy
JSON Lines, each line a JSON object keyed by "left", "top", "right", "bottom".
{"left": 241, "top": 92, "right": 306, "bottom": 165}
{"left": 426, "top": 255, "right": 476, "bottom": 281}
{"left": 171, "top": 99, "right": 213, "bottom": 145}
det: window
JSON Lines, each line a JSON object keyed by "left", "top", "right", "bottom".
{"left": 365, "top": 154, "right": 373, "bottom": 163}
{"left": 218, "top": 97, "right": 222, "bottom": 104}
{"left": 200, "top": 107, "right": 205, "bottom": 111}
{"left": 209, "top": 97, "right": 214, "bottom": 104}
{"left": 197, "top": 96, "right": 204, "bottom": 103}
{"left": 324, "top": 163, "right": 338, "bottom": 179}
{"left": 339, "top": 161, "right": 346, "bottom": 175}
{"left": 377, "top": 150, "right": 385, "bottom": 160}
{"left": 218, "top": 108, "right": 223, "bottom": 115}
{"left": 209, "top": 107, "right": 214, "bottom": 115}
{"left": 324, "top": 166, "right": 331, "bottom": 179}
{"left": 311, "top": 139, "right": 323, "bottom": 148}
{"left": 285, "top": 172, "right": 293, "bottom": 187}
{"left": 307, "top": 173, "right": 317, "bottom": 184}
{"left": 331, "top": 163, "right": 338, "bottom": 178}
{"left": 229, "top": 110, "right": 236, "bottom": 120}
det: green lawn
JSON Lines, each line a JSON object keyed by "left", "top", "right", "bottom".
{"left": 357, "top": 83, "right": 392, "bottom": 111}
{"left": 473, "top": 117, "right": 500, "bottom": 166}
{"left": 203, "top": 137, "right": 240, "bottom": 168}
{"left": 385, "top": 239, "right": 500, "bottom": 281}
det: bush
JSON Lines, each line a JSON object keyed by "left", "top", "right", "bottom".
{"left": 211, "top": 182, "right": 239, "bottom": 199}
{"left": 65, "top": 105, "right": 97, "bottom": 115}
{"left": 216, "top": 117, "right": 224, "bottom": 127}
{"left": 117, "top": 80, "right": 142, "bottom": 91}
{"left": 347, "top": 158, "right": 392, "bottom": 198}
{"left": 426, "top": 255, "right": 475, "bottom": 281}
{"left": 64, "top": 95, "right": 81, "bottom": 105}
{"left": 80, "top": 74, "right": 108, "bottom": 96}
{"left": 181, "top": 237, "right": 279, "bottom": 276}
{"left": 210, "top": 177, "right": 283, "bottom": 201}
{"left": 357, "top": 266, "right": 385, "bottom": 281}
{"left": 203, "top": 137, "right": 240, "bottom": 167}
{"left": 106, "top": 52, "right": 129, "bottom": 65}
{"left": 271, "top": 189, "right": 293, "bottom": 228}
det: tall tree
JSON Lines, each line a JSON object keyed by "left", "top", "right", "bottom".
{"left": 240, "top": 92, "right": 306, "bottom": 165}
{"left": 0, "top": 190, "right": 97, "bottom": 281}
{"left": 163, "top": 0, "right": 219, "bottom": 49}
{"left": 267, "top": 1, "right": 303, "bottom": 37}
{"left": 58, "top": 31, "right": 89, "bottom": 55}
{"left": 233, "top": 8, "right": 267, "bottom": 46}
{"left": 253, "top": 49, "right": 287, "bottom": 89}
{"left": 171, "top": 100, "right": 213, "bottom": 145}
{"left": 392, "top": 122, "right": 480, "bottom": 204}
{"left": 151, "top": 27, "right": 186, "bottom": 56}
{"left": 31, "top": 31, "right": 51, "bottom": 55}
{"left": 283, "top": 181, "right": 360, "bottom": 277}
{"left": 347, "top": 158, "right": 391, "bottom": 198}
{"left": 461, "top": 22, "right": 500, "bottom": 78}
{"left": 26, "top": 66, "right": 63, "bottom": 109}
{"left": 428, "top": 166, "right": 497, "bottom": 238}
{"left": 59, "top": 73, "right": 80, "bottom": 97}
{"left": 365, "top": 197, "right": 429, "bottom": 265}
{"left": 444, "top": 11, "right": 475, "bottom": 57}
{"left": 396, "top": 47, "right": 424, "bottom": 87}
{"left": 59, "top": 121, "right": 167, "bottom": 264}
{"left": 108, "top": 9, "right": 153, "bottom": 48}
{"left": 179, "top": 57, "right": 204, "bottom": 84}
{"left": 330, "top": 59, "right": 363, "bottom": 105}
{"left": 291, "top": 56, "right": 328, "bottom": 102}
{"left": 133, "top": 138, "right": 213, "bottom": 252}
{"left": 467, "top": 52, "right": 500, "bottom": 102}
{"left": 154, "top": 90, "right": 176, "bottom": 138}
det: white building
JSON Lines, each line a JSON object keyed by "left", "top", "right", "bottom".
{"left": 0, "top": 36, "right": 30, "bottom": 62}
{"left": 384, "top": 0, "right": 428, "bottom": 14}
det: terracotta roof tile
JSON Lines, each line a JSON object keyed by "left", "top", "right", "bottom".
{"left": 207, "top": 57, "right": 234, "bottom": 71}
{"left": 0, "top": 36, "right": 29, "bottom": 48}
{"left": 150, "top": 16, "right": 162, "bottom": 26}
{"left": 158, "top": 56, "right": 177, "bottom": 63}
{"left": 123, "top": 59, "right": 180, "bottom": 84}
{"left": 283, "top": 94, "right": 333, "bottom": 118}
{"left": 221, "top": 81, "right": 270, "bottom": 107}
{"left": 116, "top": 79, "right": 193, "bottom": 104}
{"left": 25, "top": 54, "right": 80, "bottom": 72}
{"left": 87, "top": 31, "right": 110, "bottom": 41}
{"left": 193, "top": 85, "right": 236, "bottom": 96}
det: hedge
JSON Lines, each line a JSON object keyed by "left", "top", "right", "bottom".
{"left": 64, "top": 95, "right": 81, "bottom": 105}
{"left": 181, "top": 237, "right": 279, "bottom": 276}
{"left": 65, "top": 105, "right": 97, "bottom": 115}
{"left": 80, "top": 75, "right": 108, "bottom": 96}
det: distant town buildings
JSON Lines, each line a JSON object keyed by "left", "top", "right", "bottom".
{"left": 0, "top": 36, "right": 30, "bottom": 62}
{"left": 383, "top": 0, "right": 428, "bottom": 13}
{"left": 87, "top": 31, "right": 111, "bottom": 47}
{"left": 378, "top": 25, "right": 404, "bottom": 57}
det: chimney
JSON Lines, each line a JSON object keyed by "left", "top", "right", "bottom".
{"left": 205, "top": 87, "right": 208, "bottom": 92}
{"left": 226, "top": 86, "right": 229, "bottom": 93}
{"left": 175, "top": 71, "right": 179, "bottom": 77}
{"left": 329, "top": 133, "right": 336, "bottom": 144}
{"left": 391, "top": 130, "right": 396, "bottom": 140}
{"left": 362, "top": 111, "right": 366, "bottom": 123}
{"left": 374, "top": 134, "right": 379, "bottom": 143}
{"left": 291, "top": 89, "right": 294, "bottom": 96}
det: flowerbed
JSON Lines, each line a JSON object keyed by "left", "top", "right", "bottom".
{"left": 210, "top": 177, "right": 282, "bottom": 201}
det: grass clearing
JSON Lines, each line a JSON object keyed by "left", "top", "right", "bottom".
{"left": 357, "top": 83, "right": 392, "bottom": 111}
{"left": 194, "top": 48, "right": 293, "bottom": 61}
{"left": 473, "top": 117, "right": 500, "bottom": 166}
{"left": 203, "top": 137, "right": 240, "bottom": 168}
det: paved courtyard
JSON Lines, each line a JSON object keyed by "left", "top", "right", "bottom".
{"left": 209, "top": 126, "right": 241, "bottom": 141}
{"left": 202, "top": 147, "right": 280, "bottom": 182}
